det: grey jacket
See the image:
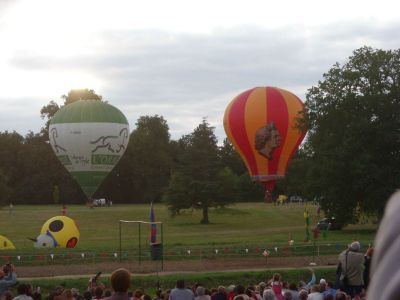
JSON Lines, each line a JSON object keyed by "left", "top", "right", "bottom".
{"left": 338, "top": 250, "right": 364, "bottom": 286}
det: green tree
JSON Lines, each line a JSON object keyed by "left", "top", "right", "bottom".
{"left": 219, "top": 138, "right": 265, "bottom": 201}
{"left": 304, "top": 46, "right": 400, "bottom": 226}
{"left": 14, "top": 131, "right": 85, "bottom": 204}
{"left": 164, "top": 119, "right": 236, "bottom": 224}
{"left": 219, "top": 138, "right": 246, "bottom": 175}
{"left": 0, "top": 131, "right": 24, "bottom": 203}
{"left": 0, "top": 169, "right": 11, "bottom": 206}
{"left": 276, "top": 150, "right": 312, "bottom": 200}
{"left": 53, "top": 185, "right": 60, "bottom": 204}
{"left": 40, "top": 89, "right": 102, "bottom": 136}
{"left": 100, "top": 115, "right": 172, "bottom": 203}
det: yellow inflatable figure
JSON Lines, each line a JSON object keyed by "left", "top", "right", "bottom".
{"left": 0, "top": 235, "right": 16, "bottom": 250}
{"left": 33, "top": 216, "right": 80, "bottom": 248}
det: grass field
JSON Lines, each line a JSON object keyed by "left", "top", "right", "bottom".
{"left": 0, "top": 202, "right": 377, "bottom": 253}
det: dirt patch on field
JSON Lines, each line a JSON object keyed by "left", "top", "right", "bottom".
{"left": 19, "top": 255, "right": 338, "bottom": 279}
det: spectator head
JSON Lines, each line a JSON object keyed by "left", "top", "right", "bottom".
{"left": 196, "top": 287, "right": 206, "bottom": 296}
{"left": 62, "top": 289, "right": 74, "bottom": 300}
{"left": 258, "top": 282, "right": 266, "bottom": 291}
{"left": 134, "top": 290, "right": 143, "bottom": 299}
{"left": 71, "top": 288, "right": 79, "bottom": 297}
{"left": 325, "top": 294, "right": 334, "bottom": 300}
{"left": 272, "top": 273, "right": 281, "bottom": 282}
{"left": 25, "top": 284, "right": 33, "bottom": 295}
{"left": 310, "top": 285, "right": 320, "bottom": 293}
{"left": 297, "top": 281, "right": 305, "bottom": 289}
{"left": 319, "top": 279, "right": 327, "bottom": 291}
{"left": 349, "top": 241, "right": 360, "bottom": 252}
{"left": 245, "top": 286, "right": 254, "bottom": 297}
{"left": 298, "top": 290, "right": 308, "bottom": 300}
{"left": 1, "top": 291, "right": 13, "bottom": 300}
{"left": 83, "top": 291, "right": 92, "bottom": 300}
{"left": 141, "top": 295, "right": 152, "bottom": 300}
{"left": 104, "top": 290, "right": 112, "bottom": 297}
{"left": 217, "top": 286, "right": 226, "bottom": 294}
{"left": 94, "top": 287, "right": 103, "bottom": 299}
{"left": 49, "top": 292, "right": 63, "bottom": 300}
{"left": 335, "top": 291, "right": 347, "bottom": 300}
{"left": 110, "top": 268, "right": 131, "bottom": 293}
{"left": 236, "top": 285, "right": 245, "bottom": 295}
{"left": 262, "top": 289, "right": 276, "bottom": 300}
{"left": 17, "top": 284, "right": 27, "bottom": 295}
{"left": 176, "top": 280, "right": 185, "bottom": 289}
{"left": 283, "top": 291, "right": 292, "bottom": 300}
{"left": 227, "top": 285, "right": 235, "bottom": 293}
{"left": 288, "top": 283, "right": 297, "bottom": 291}
{"left": 365, "top": 247, "right": 374, "bottom": 257}
{"left": 327, "top": 281, "right": 334, "bottom": 288}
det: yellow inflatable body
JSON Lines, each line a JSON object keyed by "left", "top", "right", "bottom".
{"left": 0, "top": 235, "right": 16, "bottom": 250}
{"left": 34, "top": 216, "right": 80, "bottom": 248}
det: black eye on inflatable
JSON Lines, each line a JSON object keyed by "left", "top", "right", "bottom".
{"left": 49, "top": 220, "right": 64, "bottom": 232}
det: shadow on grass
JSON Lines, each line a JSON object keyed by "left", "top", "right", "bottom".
{"left": 340, "top": 228, "right": 377, "bottom": 235}
{"left": 213, "top": 207, "right": 249, "bottom": 215}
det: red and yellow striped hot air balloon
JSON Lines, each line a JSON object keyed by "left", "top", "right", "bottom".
{"left": 223, "top": 87, "right": 307, "bottom": 201}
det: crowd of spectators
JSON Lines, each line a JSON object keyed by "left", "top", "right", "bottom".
{"left": 0, "top": 265, "right": 369, "bottom": 300}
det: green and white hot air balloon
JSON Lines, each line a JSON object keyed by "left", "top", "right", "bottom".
{"left": 49, "top": 100, "right": 129, "bottom": 198}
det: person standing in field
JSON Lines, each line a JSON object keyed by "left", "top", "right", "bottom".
{"left": 61, "top": 205, "right": 67, "bottom": 216}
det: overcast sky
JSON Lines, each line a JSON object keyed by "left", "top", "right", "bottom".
{"left": 1, "top": 0, "right": 399, "bottom": 141}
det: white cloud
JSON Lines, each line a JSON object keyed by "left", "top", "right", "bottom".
{"left": 0, "top": 0, "right": 400, "bottom": 141}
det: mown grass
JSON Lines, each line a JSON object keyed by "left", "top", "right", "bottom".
{"left": 0, "top": 202, "right": 376, "bottom": 252}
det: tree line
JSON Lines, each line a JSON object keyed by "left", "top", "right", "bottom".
{"left": 1, "top": 46, "right": 399, "bottom": 226}
{"left": 0, "top": 89, "right": 264, "bottom": 224}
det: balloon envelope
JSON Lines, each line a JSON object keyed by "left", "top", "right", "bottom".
{"left": 35, "top": 216, "right": 80, "bottom": 248}
{"left": 0, "top": 235, "right": 15, "bottom": 250}
{"left": 49, "top": 100, "right": 129, "bottom": 198}
{"left": 223, "top": 87, "right": 306, "bottom": 191}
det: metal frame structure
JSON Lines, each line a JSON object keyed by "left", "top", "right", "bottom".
{"left": 118, "top": 220, "right": 164, "bottom": 269}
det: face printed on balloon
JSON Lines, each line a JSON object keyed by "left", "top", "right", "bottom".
{"left": 223, "top": 86, "right": 307, "bottom": 191}
{"left": 255, "top": 122, "right": 282, "bottom": 160}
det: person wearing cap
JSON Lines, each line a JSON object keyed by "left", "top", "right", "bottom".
{"left": 337, "top": 241, "right": 364, "bottom": 298}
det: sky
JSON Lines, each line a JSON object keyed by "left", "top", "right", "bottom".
{"left": 1, "top": 0, "right": 399, "bottom": 142}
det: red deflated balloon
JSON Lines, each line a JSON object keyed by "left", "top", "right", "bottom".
{"left": 223, "top": 87, "right": 307, "bottom": 195}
